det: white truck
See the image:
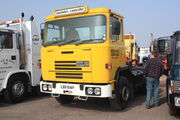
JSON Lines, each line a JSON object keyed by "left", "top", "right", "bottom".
{"left": 0, "top": 13, "right": 41, "bottom": 103}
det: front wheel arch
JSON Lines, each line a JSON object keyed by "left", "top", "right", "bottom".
{"left": 3, "top": 71, "right": 30, "bottom": 89}
{"left": 115, "top": 66, "right": 134, "bottom": 98}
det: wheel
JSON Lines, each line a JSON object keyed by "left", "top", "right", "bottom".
{"left": 168, "top": 95, "right": 179, "bottom": 116}
{"left": 110, "top": 76, "right": 130, "bottom": 110}
{"left": 169, "top": 103, "right": 178, "bottom": 116}
{"left": 55, "top": 95, "right": 74, "bottom": 104}
{"left": 3, "top": 77, "right": 28, "bottom": 103}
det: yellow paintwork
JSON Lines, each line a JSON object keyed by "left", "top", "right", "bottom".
{"left": 41, "top": 6, "right": 126, "bottom": 88}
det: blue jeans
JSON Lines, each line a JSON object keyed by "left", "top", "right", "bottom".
{"left": 146, "top": 77, "right": 160, "bottom": 106}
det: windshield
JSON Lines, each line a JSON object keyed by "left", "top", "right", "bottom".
{"left": 44, "top": 15, "right": 106, "bottom": 46}
{"left": 174, "top": 35, "right": 180, "bottom": 65}
{"left": 157, "top": 39, "right": 171, "bottom": 54}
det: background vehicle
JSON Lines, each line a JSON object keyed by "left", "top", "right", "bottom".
{"left": 124, "top": 34, "right": 139, "bottom": 66}
{"left": 40, "top": 5, "right": 145, "bottom": 110}
{"left": 138, "top": 47, "right": 150, "bottom": 65}
{"left": 150, "top": 37, "right": 172, "bottom": 74}
{"left": 166, "top": 31, "right": 180, "bottom": 115}
{"left": 0, "top": 13, "right": 41, "bottom": 103}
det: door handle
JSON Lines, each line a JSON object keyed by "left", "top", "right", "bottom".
{"left": 11, "top": 56, "right": 16, "bottom": 60}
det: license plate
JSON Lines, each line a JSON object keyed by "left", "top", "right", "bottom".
{"left": 60, "top": 85, "right": 75, "bottom": 89}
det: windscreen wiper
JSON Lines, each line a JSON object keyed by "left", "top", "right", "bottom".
{"left": 58, "top": 39, "right": 80, "bottom": 45}
{"left": 44, "top": 40, "right": 64, "bottom": 47}
{"left": 75, "top": 39, "right": 103, "bottom": 45}
{"left": 44, "top": 39, "right": 79, "bottom": 47}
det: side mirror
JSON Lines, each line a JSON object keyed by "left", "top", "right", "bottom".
{"left": 40, "top": 23, "right": 45, "bottom": 41}
{"left": 112, "top": 21, "right": 121, "bottom": 35}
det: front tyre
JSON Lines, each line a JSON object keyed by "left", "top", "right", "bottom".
{"left": 3, "top": 77, "right": 28, "bottom": 103}
{"left": 110, "top": 76, "right": 130, "bottom": 110}
{"left": 168, "top": 95, "right": 179, "bottom": 116}
{"left": 55, "top": 95, "right": 74, "bottom": 104}
{"left": 169, "top": 103, "right": 178, "bottom": 116}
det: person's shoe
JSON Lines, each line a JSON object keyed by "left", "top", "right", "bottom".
{"left": 146, "top": 104, "right": 150, "bottom": 109}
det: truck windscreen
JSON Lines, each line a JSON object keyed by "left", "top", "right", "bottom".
{"left": 158, "top": 40, "right": 165, "bottom": 54}
{"left": 44, "top": 15, "right": 106, "bottom": 46}
{"left": 158, "top": 39, "right": 171, "bottom": 55}
{"left": 174, "top": 38, "right": 180, "bottom": 65}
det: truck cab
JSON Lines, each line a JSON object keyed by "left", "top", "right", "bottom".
{"left": 167, "top": 31, "right": 180, "bottom": 115}
{"left": 0, "top": 28, "right": 20, "bottom": 78}
{"left": 150, "top": 37, "right": 172, "bottom": 75}
{"left": 40, "top": 5, "right": 145, "bottom": 110}
{"left": 0, "top": 15, "right": 41, "bottom": 103}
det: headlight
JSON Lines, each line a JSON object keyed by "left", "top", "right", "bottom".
{"left": 48, "top": 85, "right": 52, "bottom": 91}
{"left": 42, "top": 84, "right": 52, "bottom": 92}
{"left": 86, "top": 87, "right": 101, "bottom": 96}
{"left": 94, "top": 88, "right": 101, "bottom": 95}
{"left": 87, "top": 87, "right": 93, "bottom": 95}
{"left": 42, "top": 84, "right": 47, "bottom": 91}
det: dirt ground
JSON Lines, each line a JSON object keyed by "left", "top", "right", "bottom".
{"left": 0, "top": 78, "right": 179, "bottom": 120}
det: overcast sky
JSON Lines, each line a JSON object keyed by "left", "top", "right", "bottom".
{"left": 0, "top": 0, "right": 179, "bottom": 47}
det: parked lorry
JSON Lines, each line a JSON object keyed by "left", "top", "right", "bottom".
{"left": 124, "top": 34, "right": 138, "bottom": 66}
{"left": 40, "top": 5, "right": 145, "bottom": 110}
{"left": 0, "top": 13, "right": 41, "bottom": 103}
{"left": 150, "top": 37, "right": 172, "bottom": 74}
{"left": 166, "top": 31, "right": 180, "bottom": 115}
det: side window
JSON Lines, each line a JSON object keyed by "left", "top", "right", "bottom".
{"left": 0, "top": 32, "right": 13, "bottom": 49}
{"left": 120, "top": 19, "right": 123, "bottom": 41}
{"left": 110, "top": 16, "right": 119, "bottom": 40}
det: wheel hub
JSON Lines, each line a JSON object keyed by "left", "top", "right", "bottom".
{"left": 12, "top": 82, "right": 24, "bottom": 97}
{"left": 122, "top": 86, "right": 129, "bottom": 101}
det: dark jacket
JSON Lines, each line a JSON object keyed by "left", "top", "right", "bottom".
{"left": 144, "top": 57, "right": 164, "bottom": 79}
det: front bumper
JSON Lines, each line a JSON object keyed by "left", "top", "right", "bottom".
{"left": 40, "top": 81, "right": 112, "bottom": 98}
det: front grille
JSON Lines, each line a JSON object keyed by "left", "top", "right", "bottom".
{"left": 55, "top": 61, "right": 82, "bottom": 71}
{"left": 55, "top": 61, "right": 83, "bottom": 79}
{"left": 175, "top": 81, "right": 180, "bottom": 93}
{"left": 55, "top": 61, "right": 76, "bottom": 63}
{"left": 55, "top": 68, "right": 82, "bottom": 70}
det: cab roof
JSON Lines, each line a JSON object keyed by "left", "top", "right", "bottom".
{"left": 45, "top": 6, "right": 123, "bottom": 21}
{"left": 0, "top": 26, "right": 17, "bottom": 32}
{"left": 174, "top": 30, "right": 180, "bottom": 35}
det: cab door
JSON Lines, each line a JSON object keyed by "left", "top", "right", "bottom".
{"left": 0, "top": 31, "right": 19, "bottom": 83}
{"left": 109, "top": 15, "right": 126, "bottom": 79}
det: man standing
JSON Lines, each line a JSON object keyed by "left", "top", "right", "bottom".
{"left": 145, "top": 52, "right": 164, "bottom": 109}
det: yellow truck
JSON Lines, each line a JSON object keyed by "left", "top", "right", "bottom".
{"left": 124, "top": 34, "right": 136, "bottom": 61}
{"left": 40, "top": 5, "right": 145, "bottom": 110}
{"left": 124, "top": 34, "right": 139, "bottom": 66}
